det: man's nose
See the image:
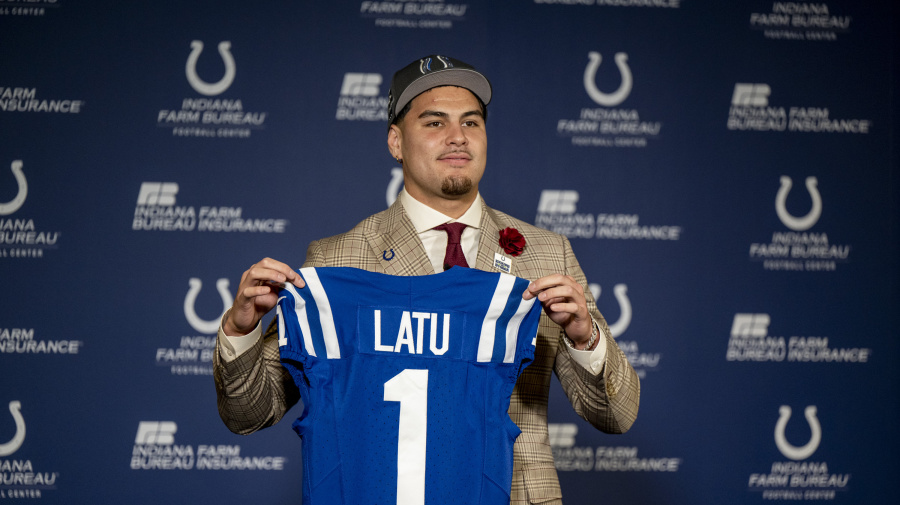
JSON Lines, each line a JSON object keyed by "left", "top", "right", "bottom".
{"left": 445, "top": 123, "right": 468, "bottom": 145}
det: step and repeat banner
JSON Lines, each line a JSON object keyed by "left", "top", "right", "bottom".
{"left": 2, "top": 1, "right": 896, "bottom": 503}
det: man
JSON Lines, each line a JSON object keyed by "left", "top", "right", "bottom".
{"left": 214, "top": 55, "right": 640, "bottom": 504}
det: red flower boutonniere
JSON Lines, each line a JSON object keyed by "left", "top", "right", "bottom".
{"left": 499, "top": 227, "right": 526, "bottom": 257}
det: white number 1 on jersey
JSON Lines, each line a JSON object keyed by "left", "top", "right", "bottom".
{"left": 384, "top": 369, "right": 428, "bottom": 505}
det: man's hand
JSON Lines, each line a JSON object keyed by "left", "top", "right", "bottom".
{"left": 223, "top": 258, "right": 305, "bottom": 336}
{"left": 523, "top": 274, "right": 594, "bottom": 349}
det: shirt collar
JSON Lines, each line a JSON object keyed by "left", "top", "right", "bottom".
{"left": 399, "top": 188, "right": 483, "bottom": 233}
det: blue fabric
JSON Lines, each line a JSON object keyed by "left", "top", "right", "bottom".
{"left": 277, "top": 266, "right": 541, "bottom": 505}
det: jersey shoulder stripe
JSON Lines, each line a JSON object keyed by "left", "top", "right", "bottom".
{"left": 278, "top": 283, "right": 323, "bottom": 359}
{"left": 299, "top": 267, "right": 341, "bottom": 359}
{"left": 477, "top": 274, "right": 536, "bottom": 363}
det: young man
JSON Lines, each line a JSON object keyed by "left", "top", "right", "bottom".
{"left": 214, "top": 55, "right": 640, "bottom": 504}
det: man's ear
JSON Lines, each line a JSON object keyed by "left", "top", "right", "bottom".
{"left": 387, "top": 124, "right": 402, "bottom": 160}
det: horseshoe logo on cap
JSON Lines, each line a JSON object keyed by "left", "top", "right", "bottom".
{"left": 420, "top": 56, "right": 451, "bottom": 74}
{"left": 184, "top": 278, "right": 232, "bottom": 334}
{"left": 774, "top": 405, "right": 821, "bottom": 460}
{"left": 0, "top": 160, "right": 27, "bottom": 216}
{"left": 186, "top": 41, "right": 236, "bottom": 96}
{"left": 0, "top": 401, "right": 25, "bottom": 457}
{"left": 584, "top": 52, "right": 632, "bottom": 107}
{"left": 775, "top": 176, "right": 822, "bottom": 231}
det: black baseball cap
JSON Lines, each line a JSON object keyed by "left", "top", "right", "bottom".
{"left": 387, "top": 55, "right": 492, "bottom": 124}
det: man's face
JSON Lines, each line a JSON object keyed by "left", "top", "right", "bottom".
{"left": 388, "top": 86, "right": 487, "bottom": 209}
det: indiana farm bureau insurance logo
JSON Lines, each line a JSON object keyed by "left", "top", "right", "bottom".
{"left": 335, "top": 72, "right": 388, "bottom": 121}
{"left": 131, "top": 421, "right": 286, "bottom": 471}
{"left": 726, "top": 313, "right": 870, "bottom": 364}
{"left": 0, "top": 85, "right": 83, "bottom": 114}
{"left": 132, "top": 182, "right": 288, "bottom": 233}
{"left": 535, "top": 190, "right": 681, "bottom": 241}
{"left": 727, "top": 84, "right": 870, "bottom": 134}
{"left": 549, "top": 423, "right": 681, "bottom": 473}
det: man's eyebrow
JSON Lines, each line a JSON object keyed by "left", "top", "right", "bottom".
{"left": 416, "top": 109, "right": 485, "bottom": 120}
{"left": 417, "top": 110, "right": 448, "bottom": 120}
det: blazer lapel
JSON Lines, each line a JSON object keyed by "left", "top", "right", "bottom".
{"left": 475, "top": 202, "right": 508, "bottom": 273}
{"left": 366, "top": 200, "right": 435, "bottom": 276}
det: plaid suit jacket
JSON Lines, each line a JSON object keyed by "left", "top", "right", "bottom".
{"left": 214, "top": 199, "right": 640, "bottom": 504}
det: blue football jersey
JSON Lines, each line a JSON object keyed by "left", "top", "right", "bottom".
{"left": 276, "top": 266, "right": 542, "bottom": 505}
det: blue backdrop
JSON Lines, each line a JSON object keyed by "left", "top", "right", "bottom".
{"left": 2, "top": 0, "right": 897, "bottom": 503}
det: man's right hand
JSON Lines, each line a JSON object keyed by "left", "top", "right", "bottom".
{"left": 223, "top": 257, "right": 305, "bottom": 336}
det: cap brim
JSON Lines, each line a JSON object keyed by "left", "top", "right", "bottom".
{"left": 395, "top": 68, "right": 492, "bottom": 116}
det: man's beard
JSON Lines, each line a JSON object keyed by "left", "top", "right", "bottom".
{"left": 441, "top": 175, "right": 473, "bottom": 196}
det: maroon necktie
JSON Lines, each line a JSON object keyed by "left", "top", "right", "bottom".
{"left": 433, "top": 222, "right": 469, "bottom": 270}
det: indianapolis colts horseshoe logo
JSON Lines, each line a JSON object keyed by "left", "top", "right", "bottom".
{"left": 590, "top": 283, "right": 632, "bottom": 338}
{"left": 775, "top": 176, "right": 822, "bottom": 231}
{"left": 184, "top": 278, "right": 233, "bottom": 334}
{"left": 0, "top": 160, "right": 27, "bottom": 216}
{"left": 774, "top": 405, "right": 822, "bottom": 461}
{"left": 0, "top": 401, "right": 25, "bottom": 457}
{"left": 383, "top": 249, "right": 395, "bottom": 261}
{"left": 185, "top": 40, "right": 236, "bottom": 96}
{"left": 419, "top": 55, "right": 452, "bottom": 73}
{"left": 584, "top": 52, "right": 633, "bottom": 107}
{"left": 386, "top": 167, "right": 403, "bottom": 207}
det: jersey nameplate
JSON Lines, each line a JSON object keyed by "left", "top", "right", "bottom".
{"left": 359, "top": 307, "right": 464, "bottom": 359}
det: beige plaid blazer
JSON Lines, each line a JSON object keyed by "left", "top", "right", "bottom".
{"left": 214, "top": 199, "right": 640, "bottom": 504}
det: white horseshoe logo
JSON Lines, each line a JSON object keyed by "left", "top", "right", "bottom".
{"left": 590, "top": 283, "right": 632, "bottom": 338}
{"left": 0, "top": 160, "right": 27, "bottom": 216}
{"left": 419, "top": 55, "right": 452, "bottom": 74}
{"left": 386, "top": 167, "right": 404, "bottom": 207}
{"left": 0, "top": 401, "right": 26, "bottom": 457}
{"left": 184, "top": 278, "right": 232, "bottom": 334}
{"left": 584, "top": 52, "right": 632, "bottom": 107}
{"left": 185, "top": 41, "right": 236, "bottom": 96}
{"left": 774, "top": 405, "right": 822, "bottom": 461}
{"left": 775, "top": 176, "right": 822, "bottom": 231}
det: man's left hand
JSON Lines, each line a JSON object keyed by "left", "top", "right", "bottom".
{"left": 523, "top": 274, "right": 594, "bottom": 349}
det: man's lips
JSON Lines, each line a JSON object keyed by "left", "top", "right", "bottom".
{"left": 438, "top": 151, "right": 472, "bottom": 161}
